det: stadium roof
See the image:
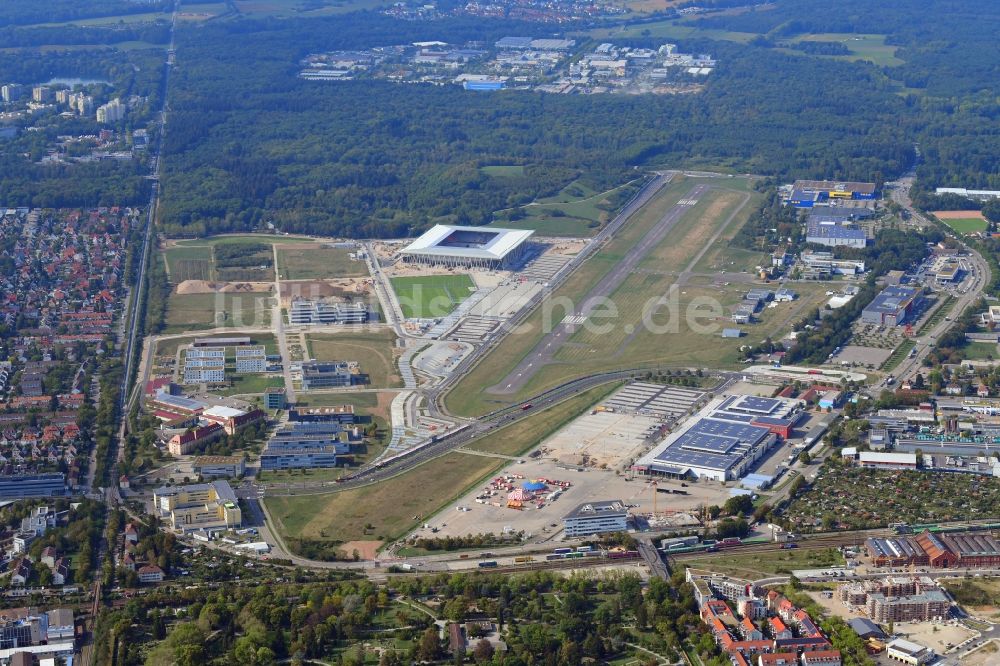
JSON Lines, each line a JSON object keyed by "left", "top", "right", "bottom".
{"left": 401, "top": 224, "right": 534, "bottom": 261}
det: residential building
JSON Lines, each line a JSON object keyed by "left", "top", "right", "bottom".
{"left": 96, "top": 98, "right": 125, "bottom": 123}
{"left": 152, "top": 480, "right": 242, "bottom": 532}
{"left": 801, "top": 651, "right": 842, "bottom": 666}
{"left": 137, "top": 564, "right": 164, "bottom": 584}
{"left": 562, "top": 500, "right": 629, "bottom": 537}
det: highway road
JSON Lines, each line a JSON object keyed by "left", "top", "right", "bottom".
{"left": 885, "top": 174, "right": 991, "bottom": 384}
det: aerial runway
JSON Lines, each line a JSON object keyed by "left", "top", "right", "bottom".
{"left": 489, "top": 183, "right": 710, "bottom": 395}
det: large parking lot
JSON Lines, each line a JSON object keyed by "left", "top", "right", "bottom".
{"left": 412, "top": 455, "right": 726, "bottom": 543}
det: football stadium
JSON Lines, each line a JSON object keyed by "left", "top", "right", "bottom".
{"left": 399, "top": 224, "right": 534, "bottom": 269}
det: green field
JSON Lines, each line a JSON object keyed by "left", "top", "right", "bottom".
{"left": 164, "top": 245, "right": 213, "bottom": 282}
{"left": 390, "top": 274, "right": 476, "bottom": 319}
{"left": 217, "top": 374, "right": 285, "bottom": 397}
{"left": 680, "top": 546, "right": 845, "bottom": 579}
{"left": 444, "top": 175, "right": 816, "bottom": 416}
{"left": 791, "top": 33, "right": 903, "bottom": 67}
{"left": 940, "top": 218, "right": 989, "bottom": 234}
{"left": 490, "top": 179, "right": 641, "bottom": 237}
{"left": 277, "top": 246, "right": 367, "bottom": 280}
{"left": 306, "top": 330, "right": 401, "bottom": 388}
{"left": 962, "top": 341, "right": 999, "bottom": 361}
{"left": 265, "top": 383, "right": 606, "bottom": 546}
{"left": 173, "top": 234, "right": 315, "bottom": 247}
{"left": 589, "top": 19, "right": 758, "bottom": 44}
{"left": 481, "top": 165, "right": 525, "bottom": 178}
{"left": 164, "top": 292, "right": 273, "bottom": 332}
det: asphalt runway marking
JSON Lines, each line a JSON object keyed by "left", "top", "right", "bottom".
{"left": 487, "top": 184, "right": 710, "bottom": 395}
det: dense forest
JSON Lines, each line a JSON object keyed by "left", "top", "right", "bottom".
{"left": 0, "top": 0, "right": 171, "bottom": 27}
{"left": 158, "top": 12, "right": 917, "bottom": 237}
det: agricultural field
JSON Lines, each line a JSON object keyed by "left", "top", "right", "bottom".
{"left": 390, "top": 274, "right": 476, "bottom": 319}
{"left": 163, "top": 245, "right": 213, "bottom": 282}
{"left": 276, "top": 246, "right": 368, "bottom": 280}
{"left": 164, "top": 292, "right": 272, "bottom": 332}
{"left": 680, "top": 547, "right": 845, "bottom": 579}
{"left": 305, "top": 330, "right": 402, "bottom": 388}
{"left": 784, "top": 459, "right": 1000, "bottom": 532}
{"left": 445, "top": 176, "right": 818, "bottom": 417}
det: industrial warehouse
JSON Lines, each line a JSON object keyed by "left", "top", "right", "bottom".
{"left": 633, "top": 395, "right": 800, "bottom": 481}
{"left": 399, "top": 224, "right": 534, "bottom": 269}
{"left": 865, "top": 529, "right": 1000, "bottom": 568}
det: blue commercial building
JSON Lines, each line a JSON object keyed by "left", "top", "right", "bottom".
{"left": 806, "top": 221, "right": 868, "bottom": 248}
{"left": 0, "top": 473, "right": 66, "bottom": 499}
{"left": 463, "top": 80, "right": 505, "bottom": 91}
{"left": 634, "top": 395, "right": 799, "bottom": 481}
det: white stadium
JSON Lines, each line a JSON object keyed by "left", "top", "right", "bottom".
{"left": 400, "top": 224, "right": 534, "bottom": 269}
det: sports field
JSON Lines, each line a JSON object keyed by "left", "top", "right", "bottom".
{"left": 305, "top": 329, "right": 402, "bottom": 388}
{"left": 934, "top": 211, "right": 988, "bottom": 235}
{"left": 390, "top": 274, "right": 475, "bottom": 319}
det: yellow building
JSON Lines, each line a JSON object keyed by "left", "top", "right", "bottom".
{"left": 152, "top": 480, "right": 241, "bottom": 532}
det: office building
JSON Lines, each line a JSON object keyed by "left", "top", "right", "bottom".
{"left": 263, "top": 387, "right": 286, "bottom": 409}
{"left": 300, "top": 360, "right": 366, "bottom": 389}
{"left": 152, "top": 480, "right": 242, "bottom": 532}
{"left": 562, "top": 500, "right": 629, "bottom": 536}
{"left": 192, "top": 455, "right": 246, "bottom": 479}
{"left": 288, "top": 299, "right": 369, "bottom": 325}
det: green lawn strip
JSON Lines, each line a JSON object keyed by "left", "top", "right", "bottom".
{"left": 881, "top": 339, "right": 916, "bottom": 371}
